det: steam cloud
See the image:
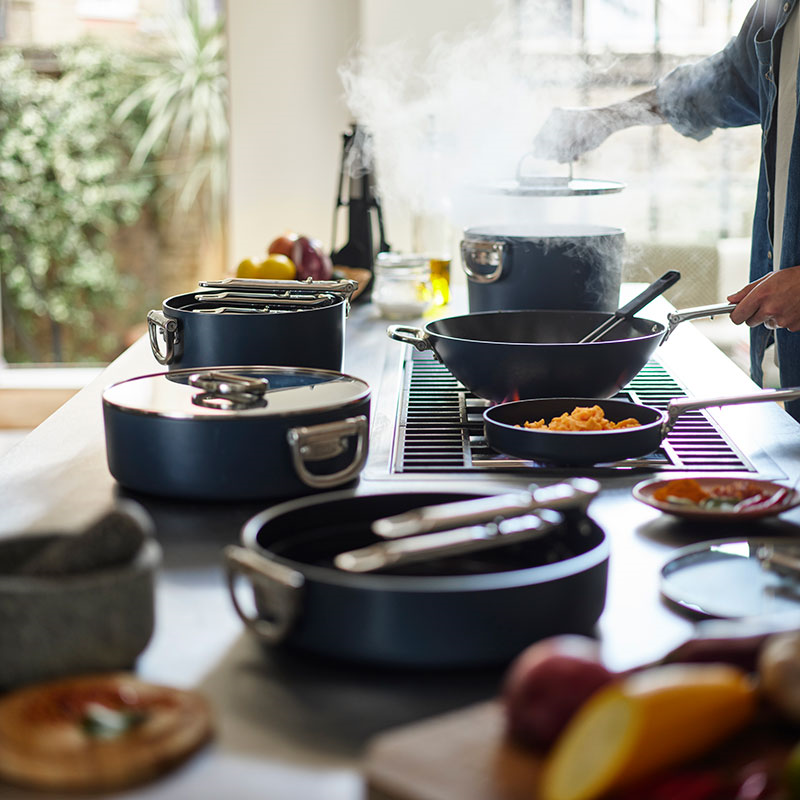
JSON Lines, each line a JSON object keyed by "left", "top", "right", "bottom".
{"left": 338, "top": 3, "right": 593, "bottom": 227}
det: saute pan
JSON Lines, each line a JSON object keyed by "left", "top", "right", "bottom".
{"left": 484, "top": 387, "right": 800, "bottom": 466}
{"left": 388, "top": 277, "right": 734, "bottom": 404}
{"left": 225, "top": 487, "right": 609, "bottom": 667}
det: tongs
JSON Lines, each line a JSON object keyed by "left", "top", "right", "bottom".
{"left": 333, "top": 478, "right": 600, "bottom": 573}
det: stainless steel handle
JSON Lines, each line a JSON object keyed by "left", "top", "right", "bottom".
{"left": 664, "top": 303, "right": 736, "bottom": 342}
{"left": 335, "top": 509, "right": 564, "bottom": 573}
{"left": 386, "top": 325, "right": 432, "bottom": 353}
{"left": 372, "top": 477, "right": 600, "bottom": 539}
{"left": 146, "top": 309, "right": 180, "bottom": 365}
{"left": 286, "top": 415, "right": 369, "bottom": 489}
{"left": 662, "top": 385, "right": 800, "bottom": 437}
{"left": 199, "top": 277, "right": 358, "bottom": 300}
{"left": 224, "top": 545, "right": 304, "bottom": 644}
{"left": 460, "top": 239, "right": 506, "bottom": 284}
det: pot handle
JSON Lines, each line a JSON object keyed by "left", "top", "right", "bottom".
{"left": 460, "top": 239, "right": 506, "bottom": 284}
{"left": 386, "top": 325, "right": 432, "bottom": 352}
{"left": 147, "top": 309, "right": 181, "bottom": 365}
{"left": 663, "top": 303, "right": 736, "bottom": 342}
{"left": 224, "top": 545, "right": 305, "bottom": 645}
{"left": 287, "top": 415, "right": 369, "bottom": 489}
{"left": 662, "top": 385, "right": 800, "bottom": 437}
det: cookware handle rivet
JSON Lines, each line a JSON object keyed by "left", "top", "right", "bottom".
{"left": 224, "top": 545, "right": 304, "bottom": 644}
{"left": 460, "top": 240, "right": 505, "bottom": 284}
{"left": 287, "top": 415, "right": 369, "bottom": 489}
{"left": 386, "top": 325, "right": 432, "bottom": 353}
{"left": 147, "top": 309, "right": 180, "bottom": 365}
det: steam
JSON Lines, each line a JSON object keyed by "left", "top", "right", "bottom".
{"left": 338, "top": 4, "right": 594, "bottom": 227}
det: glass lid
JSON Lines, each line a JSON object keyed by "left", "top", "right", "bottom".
{"left": 102, "top": 366, "right": 370, "bottom": 419}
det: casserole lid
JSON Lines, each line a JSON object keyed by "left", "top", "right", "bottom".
{"left": 102, "top": 366, "right": 370, "bottom": 419}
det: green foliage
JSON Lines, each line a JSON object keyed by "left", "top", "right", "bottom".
{"left": 0, "top": 45, "right": 154, "bottom": 362}
{"left": 114, "top": 0, "right": 228, "bottom": 233}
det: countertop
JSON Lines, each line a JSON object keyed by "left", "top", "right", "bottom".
{"left": 2, "top": 287, "right": 800, "bottom": 799}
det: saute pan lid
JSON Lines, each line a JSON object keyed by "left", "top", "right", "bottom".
{"left": 487, "top": 154, "right": 624, "bottom": 197}
{"left": 103, "top": 366, "right": 370, "bottom": 420}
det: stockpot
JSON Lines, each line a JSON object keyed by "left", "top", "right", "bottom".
{"left": 224, "top": 487, "right": 609, "bottom": 668}
{"left": 461, "top": 224, "right": 624, "bottom": 314}
{"left": 147, "top": 278, "right": 357, "bottom": 371}
{"left": 102, "top": 365, "right": 370, "bottom": 501}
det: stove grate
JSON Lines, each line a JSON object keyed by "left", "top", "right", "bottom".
{"left": 393, "top": 350, "right": 755, "bottom": 475}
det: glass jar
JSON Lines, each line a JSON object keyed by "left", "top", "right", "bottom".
{"left": 372, "top": 253, "right": 434, "bottom": 320}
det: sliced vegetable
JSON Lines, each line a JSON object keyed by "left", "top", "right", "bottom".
{"left": 539, "top": 663, "right": 757, "bottom": 800}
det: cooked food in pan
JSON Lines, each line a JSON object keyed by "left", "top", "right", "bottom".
{"left": 519, "top": 405, "right": 641, "bottom": 432}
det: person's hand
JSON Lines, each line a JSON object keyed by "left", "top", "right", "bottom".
{"left": 532, "top": 107, "right": 618, "bottom": 163}
{"left": 727, "top": 265, "right": 800, "bottom": 331}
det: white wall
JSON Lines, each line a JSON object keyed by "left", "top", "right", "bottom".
{"left": 225, "top": 0, "right": 504, "bottom": 269}
{"left": 225, "top": 0, "right": 359, "bottom": 268}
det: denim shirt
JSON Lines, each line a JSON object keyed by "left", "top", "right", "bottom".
{"left": 655, "top": 0, "right": 800, "bottom": 419}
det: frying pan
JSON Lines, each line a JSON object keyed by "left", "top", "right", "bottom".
{"left": 388, "top": 278, "right": 734, "bottom": 404}
{"left": 484, "top": 387, "right": 800, "bottom": 466}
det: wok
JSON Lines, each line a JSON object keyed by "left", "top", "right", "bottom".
{"left": 387, "top": 296, "right": 734, "bottom": 405}
{"left": 484, "top": 387, "right": 800, "bottom": 466}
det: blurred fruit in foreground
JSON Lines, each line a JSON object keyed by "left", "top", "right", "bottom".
{"left": 758, "top": 631, "right": 800, "bottom": 724}
{"left": 236, "top": 254, "right": 296, "bottom": 280}
{"left": 540, "top": 663, "right": 757, "bottom": 800}
{"left": 502, "top": 635, "right": 615, "bottom": 750}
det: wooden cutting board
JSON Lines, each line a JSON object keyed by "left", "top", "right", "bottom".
{"left": 365, "top": 701, "right": 544, "bottom": 800}
{"left": 364, "top": 699, "right": 797, "bottom": 800}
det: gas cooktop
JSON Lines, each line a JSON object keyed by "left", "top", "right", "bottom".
{"left": 367, "top": 346, "right": 770, "bottom": 480}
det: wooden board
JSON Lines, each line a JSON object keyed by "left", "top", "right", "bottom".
{"left": 364, "top": 699, "right": 797, "bottom": 800}
{"left": 365, "top": 701, "right": 544, "bottom": 800}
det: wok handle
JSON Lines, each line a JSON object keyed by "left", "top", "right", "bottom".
{"left": 663, "top": 303, "right": 736, "bottom": 342}
{"left": 663, "top": 385, "right": 800, "bottom": 436}
{"left": 286, "top": 415, "right": 369, "bottom": 489}
{"left": 460, "top": 239, "right": 506, "bottom": 284}
{"left": 224, "top": 545, "right": 305, "bottom": 645}
{"left": 386, "top": 325, "right": 432, "bottom": 352}
{"left": 147, "top": 309, "right": 180, "bottom": 365}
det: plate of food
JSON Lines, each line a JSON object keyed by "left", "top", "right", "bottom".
{"left": 633, "top": 477, "right": 800, "bottom": 521}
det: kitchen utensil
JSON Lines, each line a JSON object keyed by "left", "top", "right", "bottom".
{"left": 460, "top": 224, "right": 625, "bottom": 314}
{"left": 335, "top": 509, "right": 563, "bottom": 573}
{"left": 483, "top": 386, "right": 800, "bottom": 466}
{"left": 633, "top": 477, "right": 800, "bottom": 522}
{"left": 372, "top": 477, "right": 599, "bottom": 538}
{"left": 225, "top": 487, "right": 608, "bottom": 667}
{"left": 387, "top": 300, "right": 736, "bottom": 403}
{"left": 661, "top": 538, "right": 800, "bottom": 619}
{"left": 579, "top": 270, "right": 680, "bottom": 343}
{"left": 102, "top": 365, "right": 370, "bottom": 501}
{"left": 147, "top": 278, "right": 357, "bottom": 371}
{"left": 0, "top": 504, "right": 160, "bottom": 690}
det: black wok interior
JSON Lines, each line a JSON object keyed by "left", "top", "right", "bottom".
{"left": 253, "top": 493, "right": 603, "bottom": 577}
{"left": 427, "top": 310, "right": 662, "bottom": 345}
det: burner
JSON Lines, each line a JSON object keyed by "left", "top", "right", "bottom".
{"left": 385, "top": 349, "right": 756, "bottom": 477}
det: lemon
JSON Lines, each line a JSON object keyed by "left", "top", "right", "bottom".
{"left": 236, "top": 254, "right": 297, "bottom": 280}
{"left": 540, "top": 663, "right": 757, "bottom": 800}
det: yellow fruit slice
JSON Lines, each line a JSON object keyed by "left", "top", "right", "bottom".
{"left": 539, "top": 663, "right": 757, "bottom": 800}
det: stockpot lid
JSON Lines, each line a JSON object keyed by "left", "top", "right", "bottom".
{"left": 102, "top": 366, "right": 370, "bottom": 420}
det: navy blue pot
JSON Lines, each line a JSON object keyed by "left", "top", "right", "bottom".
{"left": 226, "top": 488, "right": 609, "bottom": 668}
{"left": 103, "top": 366, "right": 370, "bottom": 501}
